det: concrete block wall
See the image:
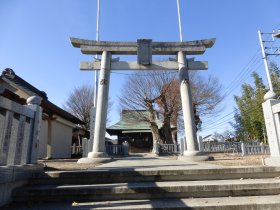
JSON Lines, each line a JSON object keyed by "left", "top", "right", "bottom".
{"left": 0, "top": 164, "right": 43, "bottom": 207}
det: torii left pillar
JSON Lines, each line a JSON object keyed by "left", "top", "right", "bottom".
{"left": 78, "top": 51, "right": 112, "bottom": 163}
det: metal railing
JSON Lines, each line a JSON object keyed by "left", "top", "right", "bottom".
{"left": 241, "top": 143, "right": 270, "bottom": 156}
{"left": 203, "top": 142, "right": 242, "bottom": 153}
{"left": 72, "top": 144, "right": 82, "bottom": 155}
{"left": 81, "top": 138, "right": 129, "bottom": 156}
{"left": 106, "top": 144, "right": 129, "bottom": 156}
{"left": 201, "top": 141, "right": 270, "bottom": 156}
{"left": 156, "top": 143, "right": 180, "bottom": 155}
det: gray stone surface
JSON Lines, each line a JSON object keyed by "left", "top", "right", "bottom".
{"left": 70, "top": 37, "right": 216, "bottom": 55}
{"left": 0, "top": 164, "right": 43, "bottom": 207}
{"left": 7, "top": 111, "right": 19, "bottom": 166}
{"left": 81, "top": 60, "right": 208, "bottom": 71}
{"left": 77, "top": 157, "right": 112, "bottom": 164}
{"left": 4, "top": 195, "right": 280, "bottom": 210}
{"left": 262, "top": 98, "right": 280, "bottom": 167}
{"left": 81, "top": 51, "right": 111, "bottom": 162}
{"left": 262, "top": 99, "right": 280, "bottom": 157}
{"left": 265, "top": 157, "right": 280, "bottom": 167}
{"left": 27, "top": 101, "right": 42, "bottom": 164}
{"left": 178, "top": 51, "right": 199, "bottom": 155}
{"left": 0, "top": 110, "right": 12, "bottom": 166}
{"left": 5, "top": 156, "right": 280, "bottom": 209}
{"left": 0, "top": 96, "right": 34, "bottom": 119}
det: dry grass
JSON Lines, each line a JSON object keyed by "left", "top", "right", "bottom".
{"left": 39, "top": 153, "right": 269, "bottom": 171}
{"left": 204, "top": 153, "right": 269, "bottom": 166}
{"left": 39, "top": 159, "right": 101, "bottom": 171}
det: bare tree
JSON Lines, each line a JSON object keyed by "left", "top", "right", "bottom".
{"left": 64, "top": 84, "right": 112, "bottom": 130}
{"left": 119, "top": 70, "right": 223, "bottom": 144}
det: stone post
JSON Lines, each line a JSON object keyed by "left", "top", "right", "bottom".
{"left": 262, "top": 91, "right": 280, "bottom": 166}
{"left": 82, "top": 138, "right": 89, "bottom": 158}
{"left": 180, "top": 138, "right": 185, "bottom": 156}
{"left": 78, "top": 51, "right": 112, "bottom": 163}
{"left": 27, "top": 96, "right": 42, "bottom": 164}
{"left": 198, "top": 136, "right": 204, "bottom": 152}
{"left": 241, "top": 142, "right": 246, "bottom": 156}
{"left": 123, "top": 141, "right": 129, "bottom": 157}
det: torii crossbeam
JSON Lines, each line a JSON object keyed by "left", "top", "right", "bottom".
{"left": 70, "top": 37, "right": 216, "bottom": 163}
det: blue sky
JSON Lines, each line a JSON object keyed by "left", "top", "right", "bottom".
{"left": 1, "top": 0, "right": 280, "bottom": 137}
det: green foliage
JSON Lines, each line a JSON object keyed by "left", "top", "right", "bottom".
{"left": 232, "top": 72, "right": 267, "bottom": 142}
{"left": 232, "top": 61, "right": 280, "bottom": 143}
{"left": 270, "top": 61, "right": 280, "bottom": 96}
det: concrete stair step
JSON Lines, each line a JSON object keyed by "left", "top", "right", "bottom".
{"left": 14, "top": 178, "right": 280, "bottom": 202}
{"left": 6, "top": 195, "right": 280, "bottom": 210}
{"left": 30, "top": 166, "right": 280, "bottom": 185}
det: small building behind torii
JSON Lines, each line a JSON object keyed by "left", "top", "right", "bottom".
{"left": 106, "top": 110, "right": 177, "bottom": 153}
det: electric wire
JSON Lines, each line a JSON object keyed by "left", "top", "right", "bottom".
{"left": 201, "top": 61, "right": 265, "bottom": 128}
{"left": 201, "top": 102, "right": 263, "bottom": 132}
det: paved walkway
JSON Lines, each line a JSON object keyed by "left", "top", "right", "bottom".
{"left": 94, "top": 153, "right": 224, "bottom": 171}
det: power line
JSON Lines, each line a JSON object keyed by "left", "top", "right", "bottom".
{"left": 201, "top": 61, "right": 265, "bottom": 128}
{"left": 223, "top": 49, "right": 262, "bottom": 97}
{"left": 202, "top": 100, "right": 264, "bottom": 132}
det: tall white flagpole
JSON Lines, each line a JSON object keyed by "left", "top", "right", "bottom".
{"left": 176, "top": 0, "right": 183, "bottom": 42}
{"left": 90, "top": 0, "right": 101, "bottom": 150}
{"left": 94, "top": 0, "right": 101, "bottom": 107}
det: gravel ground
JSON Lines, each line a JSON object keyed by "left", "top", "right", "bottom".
{"left": 39, "top": 153, "right": 268, "bottom": 171}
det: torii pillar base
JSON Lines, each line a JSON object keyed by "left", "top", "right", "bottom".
{"left": 78, "top": 152, "right": 111, "bottom": 164}
{"left": 178, "top": 152, "right": 213, "bottom": 161}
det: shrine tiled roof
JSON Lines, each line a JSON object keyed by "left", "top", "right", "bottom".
{"left": 107, "top": 110, "right": 176, "bottom": 135}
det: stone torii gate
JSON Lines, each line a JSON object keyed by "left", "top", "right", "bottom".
{"left": 70, "top": 38, "right": 215, "bottom": 163}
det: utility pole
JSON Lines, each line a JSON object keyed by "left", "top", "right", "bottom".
{"left": 258, "top": 30, "right": 274, "bottom": 92}
{"left": 258, "top": 30, "right": 280, "bottom": 94}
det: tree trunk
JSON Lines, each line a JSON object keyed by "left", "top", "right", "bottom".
{"left": 159, "top": 94, "right": 174, "bottom": 144}
{"left": 160, "top": 117, "right": 173, "bottom": 144}
{"left": 146, "top": 99, "right": 163, "bottom": 148}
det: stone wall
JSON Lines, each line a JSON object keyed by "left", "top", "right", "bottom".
{"left": 0, "top": 95, "right": 43, "bottom": 206}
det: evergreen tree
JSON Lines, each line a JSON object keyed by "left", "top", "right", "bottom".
{"left": 232, "top": 72, "right": 267, "bottom": 142}
{"left": 232, "top": 62, "right": 280, "bottom": 143}
{"left": 270, "top": 61, "right": 280, "bottom": 96}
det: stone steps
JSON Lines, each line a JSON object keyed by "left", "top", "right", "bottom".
{"left": 6, "top": 195, "right": 280, "bottom": 210}
{"left": 9, "top": 166, "right": 280, "bottom": 209}
{"left": 30, "top": 166, "right": 280, "bottom": 185}
{"left": 13, "top": 178, "right": 280, "bottom": 202}
{"left": 59, "top": 195, "right": 280, "bottom": 210}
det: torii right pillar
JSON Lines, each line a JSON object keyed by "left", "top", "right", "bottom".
{"left": 178, "top": 51, "right": 210, "bottom": 160}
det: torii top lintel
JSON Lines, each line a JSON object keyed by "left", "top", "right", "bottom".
{"left": 70, "top": 37, "right": 216, "bottom": 55}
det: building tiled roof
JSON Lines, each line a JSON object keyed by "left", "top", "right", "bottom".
{"left": 1, "top": 68, "right": 84, "bottom": 125}
{"left": 1, "top": 68, "right": 48, "bottom": 99}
